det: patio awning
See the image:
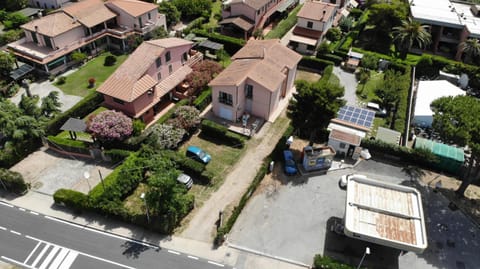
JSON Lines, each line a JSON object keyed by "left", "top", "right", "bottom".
{"left": 10, "top": 64, "right": 34, "bottom": 81}
{"left": 277, "top": 0, "right": 296, "bottom": 12}
{"left": 60, "top": 118, "right": 87, "bottom": 132}
{"left": 156, "top": 65, "right": 193, "bottom": 95}
{"left": 198, "top": 40, "right": 224, "bottom": 51}
{"left": 290, "top": 34, "right": 318, "bottom": 46}
{"left": 219, "top": 17, "right": 254, "bottom": 32}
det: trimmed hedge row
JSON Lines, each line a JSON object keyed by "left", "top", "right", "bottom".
{"left": 192, "top": 29, "right": 245, "bottom": 55}
{"left": 45, "top": 91, "right": 103, "bottom": 135}
{"left": 47, "top": 136, "right": 91, "bottom": 155}
{"left": 316, "top": 53, "right": 343, "bottom": 65}
{"left": 104, "top": 148, "right": 133, "bottom": 163}
{"left": 200, "top": 119, "right": 246, "bottom": 148}
{"left": 361, "top": 138, "right": 439, "bottom": 169}
{"left": 53, "top": 189, "right": 88, "bottom": 211}
{"left": 0, "top": 168, "right": 29, "bottom": 194}
{"left": 215, "top": 125, "right": 294, "bottom": 245}
{"left": 193, "top": 87, "right": 212, "bottom": 112}
{"left": 299, "top": 56, "right": 335, "bottom": 72}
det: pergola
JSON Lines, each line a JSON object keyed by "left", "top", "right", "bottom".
{"left": 60, "top": 118, "right": 87, "bottom": 140}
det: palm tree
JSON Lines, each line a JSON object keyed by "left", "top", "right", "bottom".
{"left": 459, "top": 38, "right": 480, "bottom": 64}
{"left": 392, "top": 18, "right": 431, "bottom": 59}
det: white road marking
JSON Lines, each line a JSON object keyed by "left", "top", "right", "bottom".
{"left": 48, "top": 248, "right": 69, "bottom": 269}
{"left": 29, "top": 211, "right": 39, "bottom": 216}
{"left": 44, "top": 216, "right": 159, "bottom": 250}
{"left": 58, "top": 250, "right": 78, "bottom": 269}
{"left": 19, "top": 208, "right": 26, "bottom": 211}
{"left": 26, "top": 235, "right": 136, "bottom": 269}
{"left": 1, "top": 256, "right": 34, "bottom": 269}
{"left": 168, "top": 250, "right": 180, "bottom": 255}
{"left": 24, "top": 241, "right": 42, "bottom": 264}
{"left": 0, "top": 201, "right": 14, "bottom": 208}
{"left": 31, "top": 243, "right": 50, "bottom": 267}
{"left": 39, "top": 245, "right": 59, "bottom": 269}
{"left": 0, "top": 226, "right": 6, "bottom": 231}
{"left": 208, "top": 261, "right": 225, "bottom": 267}
{"left": 10, "top": 230, "right": 21, "bottom": 235}
{"left": 187, "top": 255, "right": 199, "bottom": 260}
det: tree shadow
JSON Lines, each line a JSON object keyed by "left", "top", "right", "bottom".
{"left": 402, "top": 165, "right": 428, "bottom": 182}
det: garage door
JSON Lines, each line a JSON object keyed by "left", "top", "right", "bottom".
{"left": 219, "top": 107, "right": 233, "bottom": 121}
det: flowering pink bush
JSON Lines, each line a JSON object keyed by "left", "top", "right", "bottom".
{"left": 87, "top": 110, "right": 133, "bottom": 141}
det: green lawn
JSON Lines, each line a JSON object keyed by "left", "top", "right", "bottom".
{"left": 123, "top": 183, "right": 149, "bottom": 215}
{"left": 55, "top": 53, "right": 128, "bottom": 97}
{"left": 265, "top": 4, "right": 302, "bottom": 39}
{"left": 55, "top": 106, "right": 108, "bottom": 141}
{"left": 357, "top": 71, "right": 384, "bottom": 102}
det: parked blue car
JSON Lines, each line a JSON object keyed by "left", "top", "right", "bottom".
{"left": 283, "top": 150, "right": 297, "bottom": 175}
{"left": 186, "top": 145, "right": 211, "bottom": 164}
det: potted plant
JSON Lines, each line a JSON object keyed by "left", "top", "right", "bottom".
{"left": 88, "top": 77, "right": 96, "bottom": 88}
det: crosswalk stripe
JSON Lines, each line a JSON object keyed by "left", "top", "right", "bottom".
{"left": 24, "top": 241, "right": 42, "bottom": 264}
{"left": 58, "top": 251, "right": 78, "bottom": 269}
{"left": 48, "top": 248, "right": 69, "bottom": 269}
{"left": 31, "top": 244, "right": 50, "bottom": 267}
{"left": 39, "top": 245, "right": 59, "bottom": 269}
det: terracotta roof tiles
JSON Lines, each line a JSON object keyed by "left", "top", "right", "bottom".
{"left": 21, "top": 12, "right": 81, "bottom": 37}
{"left": 63, "top": 0, "right": 117, "bottom": 28}
{"left": 297, "top": 1, "right": 336, "bottom": 22}
{"left": 106, "top": 0, "right": 157, "bottom": 17}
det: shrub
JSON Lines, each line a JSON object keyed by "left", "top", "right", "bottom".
{"left": 132, "top": 119, "right": 145, "bottom": 136}
{"left": 299, "top": 56, "right": 334, "bottom": 72}
{"left": 104, "top": 55, "right": 117, "bottom": 66}
{"left": 45, "top": 91, "right": 103, "bottom": 135}
{"left": 157, "top": 99, "right": 189, "bottom": 124}
{"left": 183, "top": 17, "right": 205, "bottom": 34}
{"left": 313, "top": 254, "right": 354, "bottom": 269}
{"left": 56, "top": 76, "right": 66, "bottom": 85}
{"left": 0, "top": 168, "right": 28, "bottom": 194}
{"left": 53, "top": 189, "right": 89, "bottom": 211}
{"left": 360, "top": 52, "right": 379, "bottom": 70}
{"left": 193, "top": 88, "right": 212, "bottom": 111}
{"left": 104, "top": 149, "right": 132, "bottom": 163}
{"left": 316, "top": 53, "right": 343, "bottom": 65}
{"left": 87, "top": 110, "right": 133, "bottom": 141}
{"left": 47, "top": 136, "right": 91, "bottom": 155}
{"left": 326, "top": 27, "right": 342, "bottom": 42}
{"left": 147, "top": 123, "right": 186, "bottom": 150}
{"left": 170, "top": 105, "right": 201, "bottom": 131}
{"left": 71, "top": 51, "right": 87, "bottom": 63}
{"left": 185, "top": 60, "right": 223, "bottom": 91}
{"left": 201, "top": 119, "right": 246, "bottom": 147}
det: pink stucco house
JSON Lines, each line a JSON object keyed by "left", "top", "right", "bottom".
{"left": 8, "top": 0, "right": 166, "bottom": 75}
{"left": 97, "top": 38, "right": 203, "bottom": 124}
{"left": 209, "top": 39, "right": 301, "bottom": 123}
{"left": 220, "top": 0, "right": 297, "bottom": 37}
{"left": 289, "top": 0, "right": 338, "bottom": 54}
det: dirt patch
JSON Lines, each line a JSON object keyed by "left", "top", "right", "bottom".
{"left": 295, "top": 70, "right": 321, "bottom": 82}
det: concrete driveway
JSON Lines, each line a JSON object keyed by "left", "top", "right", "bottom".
{"left": 333, "top": 66, "right": 359, "bottom": 106}
{"left": 9, "top": 80, "right": 82, "bottom": 112}
{"left": 10, "top": 147, "right": 112, "bottom": 195}
{"left": 228, "top": 160, "right": 480, "bottom": 269}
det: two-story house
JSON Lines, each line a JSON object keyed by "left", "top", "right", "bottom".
{"left": 289, "top": 0, "right": 338, "bottom": 54}
{"left": 209, "top": 39, "right": 301, "bottom": 123}
{"left": 410, "top": 0, "right": 480, "bottom": 60}
{"left": 97, "top": 38, "right": 202, "bottom": 124}
{"left": 8, "top": 0, "right": 166, "bottom": 75}
{"left": 220, "top": 0, "right": 297, "bottom": 38}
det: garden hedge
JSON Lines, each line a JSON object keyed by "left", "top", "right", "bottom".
{"left": 313, "top": 254, "right": 354, "bottom": 269}
{"left": 192, "top": 29, "right": 245, "bottom": 55}
{"left": 316, "top": 53, "right": 343, "bottom": 65}
{"left": 47, "top": 136, "right": 91, "bottom": 155}
{"left": 104, "top": 148, "right": 133, "bottom": 163}
{"left": 201, "top": 119, "right": 246, "bottom": 148}
{"left": 53, "top": 189, "right": 89, "bottom": 211}
{"left": 45, "top": 91, "right": 103, "bottom": 135}
{"left": 0, "top": 168, "right": 28, "bottom": 194}
{"left": 299, "top": 56, "right": 335, "bottom": 72}
{"left": 193, "top": 87, "right": 212, "bottom": 112}
{"left": 0, "top": 139, "right": 40, "bottom": 169}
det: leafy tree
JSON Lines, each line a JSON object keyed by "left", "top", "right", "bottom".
{"left": 40, "top": 91, "right": 62, "bottom": 117}
{"left": 360, "top": 53, "right": 378, "bottom": 70}
{"left": 158, "top": 1, "right": 180, "bottom": 27}
{"left": 325, "top": 27, "right": 342, "bottom": 42}
{"left": 363, "top": 0, "right": 408, "bottom": 52}
{"left": 172, "top": 0, "right": 212, "bottom": 19}
{"left": 18, "top": 95, "right": 41, "bottom": 118}
{"left": 71, "top": 51, "right": 87, "bottom": 64}
{"left": 374, "top": 70, "right": 407, "bottom": 116}
{"left": 392, "top": 18, "right": 431, "bottom": 59}
{"left": 3, "top": 13, "right": 29, "bottom": 30}
{"left": 316, "top": 41, "right": 330, "bottom": 55}
{"left": 287, "top": 80, "right": 345, "bottom": 140}
{"left": 145, "top": 169, "right": 194, "bottom": 232}
{"left": 430, "top": 95, "right": 480, "bottom": 197}
{"left": 459, "top": 38, "right": 480, "bottom": 64}
{"left": 0, "top": 51, "right": 15, "bottom": 76}
{"left": 0, "top": 29, "right": 23, "bottom": 45}
{"left": 0, "top": 168, "right": 28, "bottom": 194}
{"left": 147, "top": 123, "right": 186, "bottom": 149}
{"left": 185, "top": 60, "right": 223, "bottom": 90}
{"left": 338, "top": 17, "right": 354, "bottom": 33}
{"left": 0, "top": 99, "right": 44, "bottom": 147}
{"left": 87, "top": 110, "right": 133, "bottom": 141}
{"left": 148, "top": 27, "right": 168, "bottom": 40}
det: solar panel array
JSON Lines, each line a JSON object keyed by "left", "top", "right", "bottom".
{"left": 336, "top": 106, "right": 375, "bottom": 128}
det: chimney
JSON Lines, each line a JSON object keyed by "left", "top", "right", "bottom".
{"left": 35, "top": 25, "right": 39, "bottom": 32}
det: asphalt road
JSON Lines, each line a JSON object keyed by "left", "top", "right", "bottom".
{"left": 0, "top": 201, "right": 230, "bottom": 269}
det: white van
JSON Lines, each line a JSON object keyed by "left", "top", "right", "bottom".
{"left": 367, "top": 102, "right": 387, "bottom": 117}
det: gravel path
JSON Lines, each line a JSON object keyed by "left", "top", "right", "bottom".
{"left": 333, "top": 66, "right": 359, "bottom": 106}
{"left": 181, "top": 115, "right": 291, "bottom": 242}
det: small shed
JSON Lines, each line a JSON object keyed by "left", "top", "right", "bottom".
{"left": 376, "top": 127, "right": 401, "bottom": 145}
{"left": 413, "top": 137, "right": 464, "bottom": 175}
{"left": 345, "top": 49, "right": 363, "bottom": 71}
{"left": 328, "top": 129, "right": 361, "bottom": 158}
{"left": 60, "top": 118, "right": 87, "bottom": 140}
{"left": 302, "top": 145, "right": 336, "bottom": 172}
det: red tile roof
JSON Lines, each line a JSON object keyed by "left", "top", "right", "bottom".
{"left": 297, "top": 1, "right": 336, "bottom": 22}
{"left": 106, "top": 0, "right": 157, "bottom": 17}
{"left": 22, "top": 12, "right": 81, "bottom": 37}
{"left": 62, "top": 0, "right": 117, "bottom": 28}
